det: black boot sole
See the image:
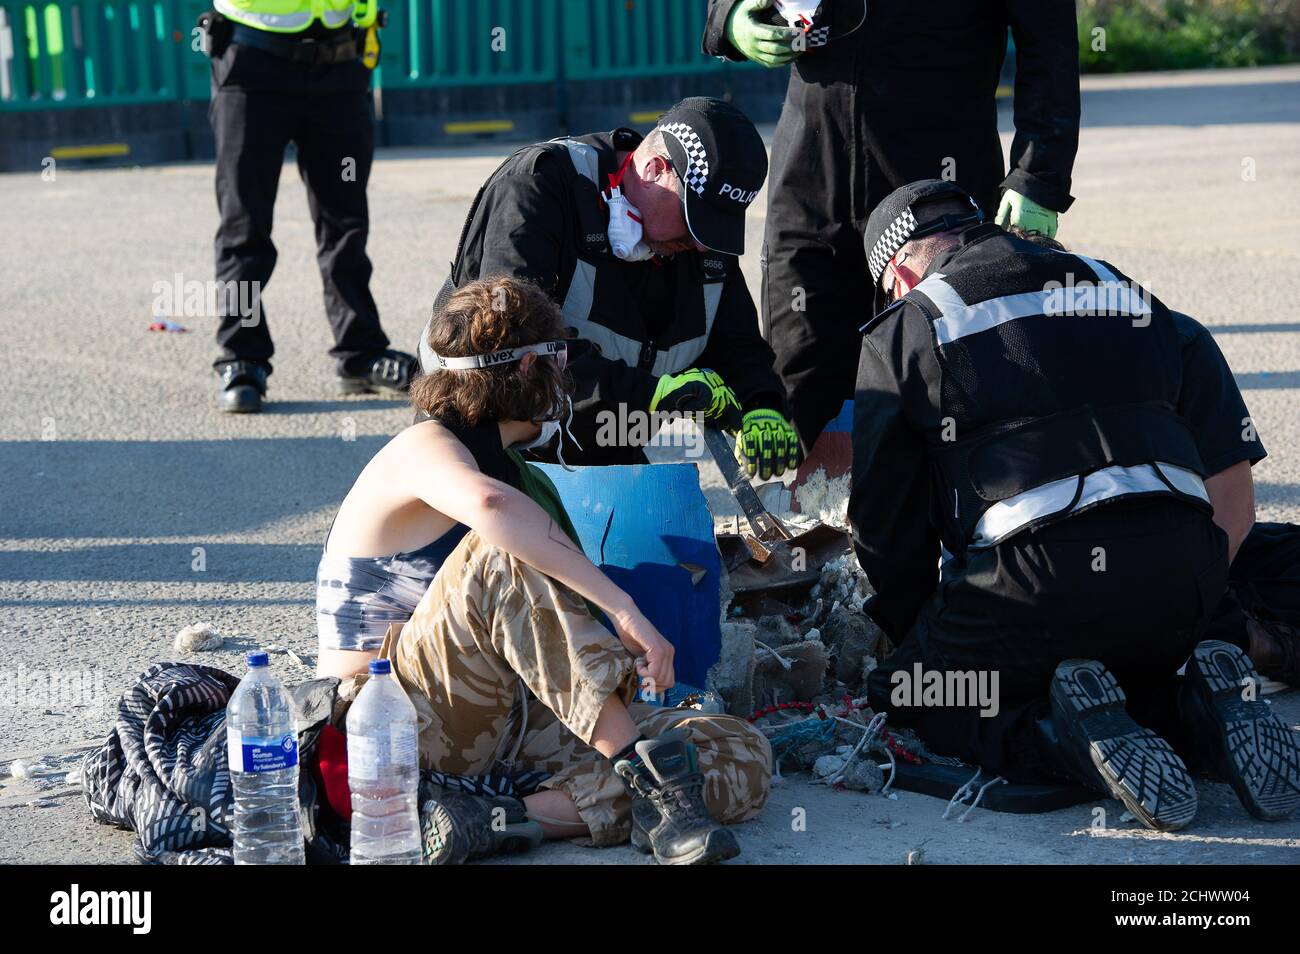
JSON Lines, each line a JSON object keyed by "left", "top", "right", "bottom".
{"left": 1050, "top": 659, "right": 1198, "bottom": 831}
{"left": 420, "top": 800, "right": 543, "bottom": 865}
{"left": 337, "top": 376, "right": 410, "bottom": 396}
{"left": 631, "top": 821, "right": 740, "bottom": 865}
{"left": 1184, "top": 640, "right": 1300, "bottom": 821}
{"left": 218, "top": 384, "right": 262, "bottom": 413}
{"left": 336, "top": 377, "right": 377, "bottom": 395}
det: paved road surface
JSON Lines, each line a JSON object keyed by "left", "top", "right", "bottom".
{"left": 1, "top": 65, "right": 1298, "bottom": 864}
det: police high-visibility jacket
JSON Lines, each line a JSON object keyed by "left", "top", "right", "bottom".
{"left": 418, "top": 127, "right": 786, "bottom": 465}
{"left": 215, "top": 0, "right": 375, "bottom": 33}
{"left": 848, "top": 225, "right": 1250, "bottom": 641}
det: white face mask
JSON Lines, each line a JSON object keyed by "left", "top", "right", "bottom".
{"left": 513, "top": 418, "right": 560, "bottom": 451}
{"left": 511, "top": 393, "right": 584, "bottom": 469}
{"left": 606, "top": 187, "right": 655, "bottom": 262}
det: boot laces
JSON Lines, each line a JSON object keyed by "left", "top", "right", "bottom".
{"left": 655, "top": 775, "right": 711, "bottom": 827}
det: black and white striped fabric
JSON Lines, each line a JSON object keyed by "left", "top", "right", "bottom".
{"left": 867, "top": 206, "right": 918, "bottom": 283}
{"left": 82, "top": 662, "right": 240, "bottom": 865}
{"left": 661, "top": 121, "right": 710, "bottom": 196}
{"left": 421, "top": 768, "right": 550, "bottom": 799}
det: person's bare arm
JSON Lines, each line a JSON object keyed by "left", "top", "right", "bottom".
{"left": 1205, "top": 459, "right": 1255, "bottom": 565}
{"left": 397, "top": 423, "right": 674, "bottom": 690}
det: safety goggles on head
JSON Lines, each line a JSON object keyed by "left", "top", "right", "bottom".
{"left": 426, "top": 340, "right": 568, "bottom": 372}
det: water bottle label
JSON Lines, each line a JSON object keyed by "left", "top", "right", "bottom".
{"left": 226, "top": 728, "right": 298, "bottom": 773}
{"left": 349, "top": 724, "right": 417, "bottom": 780}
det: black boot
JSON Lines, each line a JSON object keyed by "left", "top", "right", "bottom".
{"left": 616, "top": 730, "right": 740, "bottom": 865}
{"left": 337, "top": 349, "right": 417, "bottom": 395}
{"left": 1179, "top": 640, "right": 1300, "bottom": 821}
{"left": 1244, "top": 612, "right": 1300, "bottom": 687}
{"left": 216, "top": 360, "right": 267, "bottom": 413}
{"left": 1049, "top": 659, "right": 1198, "bottom": 831}
{"left": 418, "top": 781, "right": 543, "bottom": 865}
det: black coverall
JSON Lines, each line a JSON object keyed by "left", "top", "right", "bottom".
{"left": 209, "top": 31, "right": 389, "bottom": 375}
{"left": 849, "top": 227, "right": 1266, "bottom": 781}
{"left": 421, "top": 129, "right": 786, "bottom": 465}
{"left": 703, "top": 0, "right": 1081, "bottom": 447}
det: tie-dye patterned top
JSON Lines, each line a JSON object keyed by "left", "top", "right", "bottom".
{"left": 315, "top": 523, "right": 470, "bottom": 652}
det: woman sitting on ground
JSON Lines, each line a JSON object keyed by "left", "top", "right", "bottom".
{"left": 314, "top": 276, "right": 770, "bottom": 865}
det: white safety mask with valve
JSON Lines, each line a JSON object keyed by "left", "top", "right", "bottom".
{"left": 605, "top": 153, "right": 655, "bottom": 262}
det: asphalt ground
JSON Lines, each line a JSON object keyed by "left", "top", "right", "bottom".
{"left": 0, "top": 65, "right": 1298, "bottom": 864}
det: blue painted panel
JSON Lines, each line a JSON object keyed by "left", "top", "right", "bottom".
{"left": 535, "top": 462, "right": 721, "bottom": 688}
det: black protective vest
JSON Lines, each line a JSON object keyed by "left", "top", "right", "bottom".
{"left": 899, "top": 228, "right": 1209, "bottom": 554}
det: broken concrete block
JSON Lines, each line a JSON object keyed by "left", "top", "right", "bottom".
{"left": 754, "top": 639, "right": 828, "bottom": 701}
{"left": 824, "top": 608, "right": 883, "bottom": 688}
{"left": 813, "top": 754, "right": 845, "bottom": 779}
{"left": 839, "top": 758, "right": 884, "bottom": 792}
{"left": 708, "top": 620, "right": 757, "bottom": 716}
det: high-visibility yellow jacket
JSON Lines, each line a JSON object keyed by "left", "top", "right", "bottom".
{"left": 215, "top": 0, "right": 376, "bottom": 33}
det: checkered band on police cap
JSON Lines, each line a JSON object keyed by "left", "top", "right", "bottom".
{"left": 867, "top": 207, "right": 918, "bottom": 283}
{"left": 661, "top": 121, "right": 710, "bottom": 196}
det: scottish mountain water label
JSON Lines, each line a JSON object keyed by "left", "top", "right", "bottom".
{"left": 349, "top": 725, "right": 417, "bottom": 780}
{"left": 226, "top": 728, "right": 298, "bottom": 773}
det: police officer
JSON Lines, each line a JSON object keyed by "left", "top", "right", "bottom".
{"left": 417, "top": 97, "right": 799, "bottom": 475}
{"left": 850, "top": 180, "right": 1300, "bottom": 830}
{"left": 702, "top": 0, "right": 1081, "bottom": 449}
{"left": 203, "top": 0, "right": 416, "bottom": 413}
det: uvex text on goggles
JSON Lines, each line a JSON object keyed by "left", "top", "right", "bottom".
{"left": 426, "top": 340, "right": 568, "bottom": 371}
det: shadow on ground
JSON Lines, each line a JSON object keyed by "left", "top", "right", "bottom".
{"left": 0, "top": 437, "right": 386, "bottom": 539}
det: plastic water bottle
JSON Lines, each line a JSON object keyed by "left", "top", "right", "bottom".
{"left": 226, "top": 651, "right": 304, "bottom": 865}
{"left": 347, "top": 659, "right": 421, "bottom": 864}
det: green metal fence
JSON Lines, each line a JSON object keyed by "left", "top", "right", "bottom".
{"left": 561, "top": 0, "right": 724, "bottom": 81}
{"left": 0, "top": 0, "right": 781, "bottom": 167}
{"left": 0, "top": 0, "right": 186, "bottom": 108}
{"left": 379, "top": 0, "right": 558, "bottom": 88}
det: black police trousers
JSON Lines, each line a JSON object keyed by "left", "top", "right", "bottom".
{"left": 209, "top": 41, "right": 388, "bottom": 374}
{"left": 762, "top": 83, "right": 1006, "bottom": 448}
{"left": 867, "top": 497, "right": 1231, "bottom": 782}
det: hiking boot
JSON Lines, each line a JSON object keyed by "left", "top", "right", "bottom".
{"left": 1049, "top": 658, "right": 1198, "bottom": 831}
{"left": 616, "top": 730, "right": 740, "bottom": 865}
{"left": 1180, "top": 640, "right": 1300, "bottom": 821}
{"left": 1245, "top": 612, "right": 1300, "bottom": 687}
{"left": 417, "top": 781, "right": 543, "bottom": 865}
{"left": 216, "top": 360, "right": 267, "bottom": 413}
{"left": 337, "top": 349, "right": 417, "bottom": 395}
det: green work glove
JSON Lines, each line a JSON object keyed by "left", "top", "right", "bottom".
{"left": 725, "top": 0, "right": 803, "bottom": 68}
{"left": 995, "top": 189, "right": 1059, "bottom": 238}
{"left": 736, "top": 408, "right": 801, "bottom": 480}
{"left": 651, "top": 368, "right": 743, "bottom": 430}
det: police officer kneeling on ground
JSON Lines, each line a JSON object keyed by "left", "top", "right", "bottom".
{"left": 201, "top": 0, "right": 416, "bottom": 413}
{"left": 850, "top": 180, "right": 1300, "bottom": 830}
{"left": 416, "top": 97, "right": 799, "bottom": 476}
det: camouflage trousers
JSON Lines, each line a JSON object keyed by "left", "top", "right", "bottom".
{"left": 375, "top": 531, "right": 772, "bottom": 847}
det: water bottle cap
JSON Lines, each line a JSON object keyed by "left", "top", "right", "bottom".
{"left": 246, "top": 651, "right": 269, "bottom": 668}
{"left": 368, "top": 659, "right": 392, "bottom": 675}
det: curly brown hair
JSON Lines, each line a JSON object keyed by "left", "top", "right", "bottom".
{"left": 410, "top": 277, "right": 570, "bottom": 426}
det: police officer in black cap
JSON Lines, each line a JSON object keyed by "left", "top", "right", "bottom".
{"left": 702, "top": 0, "right": 1081, "bottom": 453}
{"left": 850, "top": 180, "right": 1300, "bottom": 830}
{"left": 416, "top": 97, "right": 799, "bottom": 474}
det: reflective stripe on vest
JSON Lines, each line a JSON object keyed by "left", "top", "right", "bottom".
{"left": 215, "top": 0, "right": 355, "bottom": 33}
{"left": 552, "top": 137, "right": 720, "bottom": 373}
{"left": 970, "top": 461, "right": 1209, "bottom": 549}
{"left": 913, "top": 255, "right": 1153, "bottom": 347}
